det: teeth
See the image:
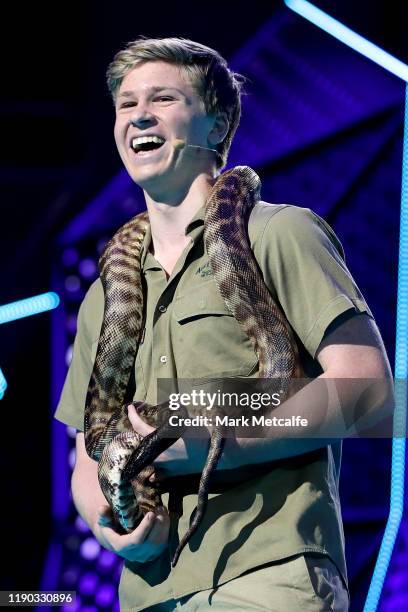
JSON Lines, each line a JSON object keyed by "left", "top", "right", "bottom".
{"left": 132, "top": 135, "right": 165, "bottom": 150}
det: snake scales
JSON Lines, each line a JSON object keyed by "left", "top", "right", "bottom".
{"left": 84, "top": 165, "right": 301, "bottom": 566}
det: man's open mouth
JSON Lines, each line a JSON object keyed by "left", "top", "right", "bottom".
{"left": 131, "top": 135, "right": 166, "bottom": 155}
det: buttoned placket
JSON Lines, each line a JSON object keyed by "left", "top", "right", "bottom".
{"left": 139, "top": 209, "right": 205, "bottom": 405}
{"left": 152, "top": 236, "right": 196, "bottom": 374}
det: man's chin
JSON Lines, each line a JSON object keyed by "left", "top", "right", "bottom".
{"left": 127, "top": 166, "right": 172, "bottom": 194}
{"left": 125, "top": 162, "right": 166, "bottom": 186}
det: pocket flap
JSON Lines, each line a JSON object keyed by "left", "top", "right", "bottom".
{"left": 174, "top": 281, "right": 232, "bottom": 321}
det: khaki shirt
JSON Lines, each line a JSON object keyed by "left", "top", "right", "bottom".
{"left": 55, "top": 202, "right": 373, "bottom": 611}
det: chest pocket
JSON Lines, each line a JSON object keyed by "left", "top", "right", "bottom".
{"left": 172, "top": 280, "right": 258, "bottom": 378}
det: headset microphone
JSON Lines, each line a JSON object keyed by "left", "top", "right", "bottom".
{"left": 172, "top": 139, "right": 218, "bottom": 157}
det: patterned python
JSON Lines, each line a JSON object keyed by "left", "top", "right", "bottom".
{"left": 84, "top": 165, "right": 301, "bottom": 566}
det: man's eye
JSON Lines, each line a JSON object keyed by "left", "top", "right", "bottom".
{"left": 120, "top": 101, "right": 136, "bottom": 108}
{"left": 156, "top": 96, "right": 174, "bottom": 102}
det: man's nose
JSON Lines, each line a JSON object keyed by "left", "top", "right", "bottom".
{"left": 130, "top": 108, "right": 156, "bottom": 129}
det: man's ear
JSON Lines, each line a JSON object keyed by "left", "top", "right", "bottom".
{"left": 208, "top": 112, "right": 229, "bottom": 146}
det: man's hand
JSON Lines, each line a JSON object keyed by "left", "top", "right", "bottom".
{"left": 94, "top": 504, "right": 170, "bottom": 563}
{"left": 72, "top": 431, "right": 171, "bottom": 563}
{"left": 127, "top": 404, "right": 209, "bottom": 477}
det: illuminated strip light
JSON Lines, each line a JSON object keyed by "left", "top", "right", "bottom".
{"left": 0, "top": 292, "right": 60, "bottom": 399}
{"left": 0, "top": 292, "right": 60, "bottom": 325}
{"left": 0, "top": 368, "right": 7, "bottom": 400}
{"left": 363, "top": 84, "right": 408, "bottom": 612}
{"left": 284, "top": 0, "right": 408, "bottom": 82}
{"left": 283, "top": 2, "right": 407, "bottom": 610}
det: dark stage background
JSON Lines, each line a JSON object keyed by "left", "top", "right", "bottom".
{"left": 1, "top": 1, "right": 407, "bottom": 610}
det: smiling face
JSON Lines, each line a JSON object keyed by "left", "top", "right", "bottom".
{"left": 114, "top": 61, "right": 218, "bottom": 197}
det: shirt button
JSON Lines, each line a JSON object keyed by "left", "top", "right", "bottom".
{"left": 160, "top": 355, "right": 167, "bottom": 364}
{"left": 158, "top": 304, "right": 167, "bottom": 313}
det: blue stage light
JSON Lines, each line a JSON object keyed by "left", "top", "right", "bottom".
{"left": 0, "top": 292, "right": 60, "bottom": 398}
{"left": 283, "top": 2, "right": 408, "bottom": 610}
{"left": 284, "top": 0, "right": 408, "bottom": 82}
{"left": 78, "top": 572, "right": 99, "bottom": 597}
{"left": 0, "top": 292, "right": 60, "bottom": 325}
{"left": 0, "top": 368, "right": 7, "bottom": 400}
{"left": 95, "top": 583, "right": 116, "bottom": 608}
{"left": 80, "top": 537, "right": 100, "bottom": 561}
{"left": 364, "top": 83, "right": 408, "bottom": 612}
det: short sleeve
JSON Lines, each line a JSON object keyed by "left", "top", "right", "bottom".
{"left": 54, "top": 279, "right": 104, "bottom": 431}
{"left": 252, "top": 205, "right": 374, "bottom": 359}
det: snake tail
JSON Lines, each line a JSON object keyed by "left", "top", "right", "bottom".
{"left": 171, "top": 427, "right": 226, "bottom": 567}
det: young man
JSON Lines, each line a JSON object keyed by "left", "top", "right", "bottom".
{"left": 55, "top": 37, "right": 392, "bottom": 611}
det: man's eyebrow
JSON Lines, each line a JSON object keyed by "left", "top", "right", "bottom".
{"left": 118, "top": 86, "right": 186, "bottom": 98}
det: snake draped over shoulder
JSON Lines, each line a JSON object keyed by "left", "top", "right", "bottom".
{"left": 83, "top": 166, "right": 302, "bottom": 567}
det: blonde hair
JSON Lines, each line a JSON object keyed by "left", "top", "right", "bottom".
{"left": 106, "top": 37, "right": 246, "bottom": 169}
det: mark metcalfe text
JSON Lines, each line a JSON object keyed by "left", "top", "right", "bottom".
{"left": 168, "top": 414, "right": 309, "bottom": 428}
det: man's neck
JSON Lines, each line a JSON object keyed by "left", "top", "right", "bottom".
{"left": 144, "top": 172, "right": 216, "bottom": 255}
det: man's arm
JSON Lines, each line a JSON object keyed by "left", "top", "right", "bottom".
{"left": 72, "top": 432, "right": 170, "bottom": 561}
{"left": 316, "top": 311, "right": 392, "bottom": 379}
{"left": 72, "top": 433, "right": 112, "bottom": 530}
{"left": 218, "top": 312, "right": 393, "bottom": 469}
{"left": 128, "top": 313, "right": 394, "bottom": 474}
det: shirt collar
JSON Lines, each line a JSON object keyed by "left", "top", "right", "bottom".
{"left": 185, "top": 204, "right": 205, "bottom": 244}
{"left": 140, "top": 221, "right": 155, "bottom": 271}
{"left": 185, "top": 204, "right": 205, "bottom": 234}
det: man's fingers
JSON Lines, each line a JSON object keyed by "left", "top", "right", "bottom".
{"left": 97, "top": 505, "right": 114, "bottom": 527}
{"left": 148, "top": 468, "right": 167, "bottom": 483}
{"left": 129, "top": 507, "right": 169, "bottom": 545}
{"left": 147, "top": 507, "right": 170, "bottom": 544}
{"left": 127, "top": 404, "right": 155, "bottom": 436}
{"left": 95, "top": 506, "right": 170, "bottom": 562}
{"left": 129, "top": 511, "right": 157, "bottom": 543}
{"left": 98, "top": 509, "right": 155, "bottom": 549}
